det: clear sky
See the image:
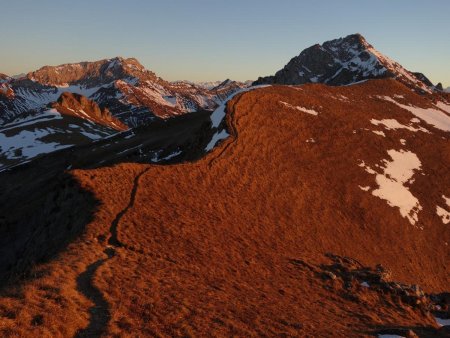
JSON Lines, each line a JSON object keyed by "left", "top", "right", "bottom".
{"left": 1, "top": 0, "right": 449, "bottom": 86}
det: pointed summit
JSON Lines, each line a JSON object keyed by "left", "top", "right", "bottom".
{"left": 254, "top": 33, "right": 436, "bottom": 93}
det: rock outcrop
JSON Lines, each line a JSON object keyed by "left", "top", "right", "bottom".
{"left": 51, "top": 92, "right": 127, "bottom": 130}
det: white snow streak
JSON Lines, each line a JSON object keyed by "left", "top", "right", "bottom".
{"left": 279, "top": 101, "right": 319, "bottom": 116}
{"left": 436, "top": 195, "right": 450, "bottom": 224}
{"left": 370, "top": 118, "right": 428, "bottom": 133}
{"left": 360, "top": 150, "right": 423, "bottom": 225}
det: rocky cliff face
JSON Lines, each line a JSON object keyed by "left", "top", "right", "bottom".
{"left": 254, "top": 33, "right": 439, "bottom": 93}
{"left": 51, "top": 92, "right": 128, "bottom": 130}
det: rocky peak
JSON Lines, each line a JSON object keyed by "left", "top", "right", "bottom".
{"left": 214, "top": 79, "right": 233, "bottom": 88}
{"left": 51, "top": 92, "right": 127, "bottom": 130}
{"left": 254, "top": 33, "right": 437, "bottom": 93}
{"left": 435, "top": 82, "right": 443, "bottom": 91}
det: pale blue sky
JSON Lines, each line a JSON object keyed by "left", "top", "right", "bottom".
{"left": 1, "top": 0, "right": 449, "bottom": 86}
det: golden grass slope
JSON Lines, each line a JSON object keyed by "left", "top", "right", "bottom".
{"left": 0, "top": 79, "right": 449, "bottom": 337}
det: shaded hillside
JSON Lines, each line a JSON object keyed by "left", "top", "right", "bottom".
{"left": 0, "top": 79, "right": 449, "bottom": 337}
{"left": 0, "top": 92, "right": 128, "bottom": 171}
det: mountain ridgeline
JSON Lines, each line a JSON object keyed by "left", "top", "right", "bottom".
{"left": 0, "top": 33, "right": 449, "bottom": 337}
{"left": 0, "top": 58, "right": 250, "bottom": 170}
{"left": 0, "top": 33, "right": 447, "bottom": 171}
{"left": 0, "top": 57, "right": 249, "bottom": 127}
{"left": 254, "top": 34, "right": 443, "bottom": 93}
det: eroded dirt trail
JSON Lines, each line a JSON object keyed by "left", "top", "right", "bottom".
{"left": 108, "top": 168, "right": 151, "bottom": 248}
{"left": 75, "top": 167, "right": 151, "bottom": 337}
{"left": 75, "top": 250, "right": 113, "bottom": 338}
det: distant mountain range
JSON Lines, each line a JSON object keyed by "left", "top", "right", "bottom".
{"left": 0, "top": 33, "right": 448, "bottom": 171}
{"left": 254, "top": 33, "right": 443, "bottom": 93}
{"left": 0, "top": 57, "right": 249, "bottom": 127}
{"left": 1, "top": 33, "right": 450, "bottom": 337}
{"left": 0, "top": 58, "right": 250, "bottom": 169}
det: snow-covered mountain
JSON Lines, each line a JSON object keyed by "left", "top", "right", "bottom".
{"left": 254, "top": 33, "right": 441, "bottom": 93}
{"left": 183, "top": 80, "right": 223, "bottom": 90}
{"left": 0, "top": 58, "right": 252, "bottom": 169}
{"left": 0, "top": 57, "right": 249, "bottom": 128}
{"left": 182, "top": 79, "right": 253, "bottom": 90}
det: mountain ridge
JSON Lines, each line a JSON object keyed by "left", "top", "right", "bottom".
{"left": 254, "top": 33, "right": 441, "bottom": 93}
{"left": 1, "top": 57, "right": 250, "bottom": 127}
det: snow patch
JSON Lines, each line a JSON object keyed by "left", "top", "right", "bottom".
{"left": 279, "top": 101, "right": 319, "bottom": 116}
{"left": 436, "top": 206, "right": 450, "bottom": 224}
{"left": 370, "top": 118, "right": 428, "bottom": 133}
{"left": 443, "top": 195, "right": 450, "bottom": 207}
{"left": 436, "top": 195, "right": 450, "bottom": 224}
{"left": 435, "top": 101, "right": 450, "bottom": 115}
{"left": 435, "top": 316, "right": 450, "bottom": 327}
{"left": 161, "top": 150, "right": 182, "bottom": 161}
{"left": 360, "top": 150, "right": 422, "bottom": 225}
{"left": 163, "top": 95, "right": 177, "bottom": 106}
{"left": 372, "top": 130, "right": 385, "bottom": 137}
{"left": 205, "top": 129, "right": 229, "bottom": 151}
{"left": 0, "top": 128, "right": 72, "bottom": 162}
{"left": 206, "top": 85, "right": 270, "bottom": 151}
{"left": 210, "top": 86, "right": 259, "bottom": 128}
{"left": 379, "top": 96, "right": 450, "bottom": 132}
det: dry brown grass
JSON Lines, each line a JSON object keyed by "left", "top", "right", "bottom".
{"left": 0, "top": 79, "right": 448, "bottom": 337}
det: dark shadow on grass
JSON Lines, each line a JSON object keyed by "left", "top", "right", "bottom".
{"left": 0, "top": 110, "right": 214, "bottom": 290}
{"left": 74, "top": 248, "right": 116, "bottom": 338}
{"left": 0, "top": 110, "right": 217, "bottom": 335}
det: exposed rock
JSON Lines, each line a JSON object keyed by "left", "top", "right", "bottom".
{"left": 27, "top": 57, "right": 159, "bottom": 87}
{"left": 254, "top": 33, "right": 438, "bottom": 93}
{"left": 0, "top": 84, "right": 14, "bottom": 99}
{"left": 51, "top": 92, "right": 128, "bottom": 130}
